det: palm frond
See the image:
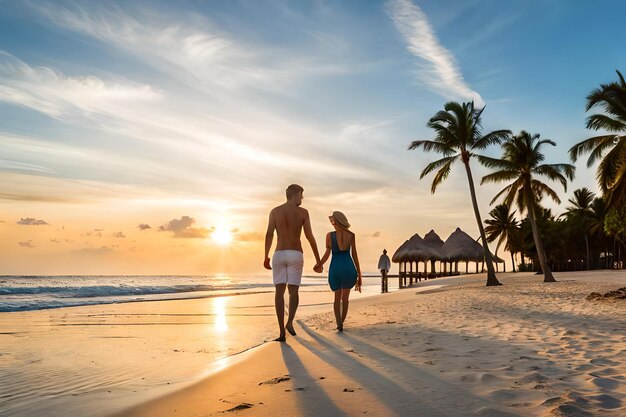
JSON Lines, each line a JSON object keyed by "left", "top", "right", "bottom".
{"left": 568, "top": 134, "right": 616, "bottom": 164}
{"left": 429, "top": 157, "right": 456, "bottom": 194}
{"left": 419, "top": 155, "right": 459, "bottom": 179}
{"left": 531, "top": 180, "right": 561, "bottom": 204}
{"left": 472, "top": 129, "right": 512, "bottom": 150}
{"left": 534, "top": 164, "right": 574, "bottom": 188}
{"left": 475, "top": 155, "right": 517, "bottom": 170}
{"left": 586, "top": 114, "right": 626, "bottom": 132}
{"left": 481, "top": 170, "right": 519, "bottom": 185}
{"left": 408, "top": 140, "right": 455, "bottom": 155}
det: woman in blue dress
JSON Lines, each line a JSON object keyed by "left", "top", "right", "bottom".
{"left": 316, "top": 211, "right": 362, "bottom": 332}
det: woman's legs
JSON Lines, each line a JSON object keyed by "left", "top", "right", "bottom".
{"left": 340, "top": 288, "right": 351, "bottom": 327}
{"left": 333, "top": 290, "right": 342, "bottom": 330}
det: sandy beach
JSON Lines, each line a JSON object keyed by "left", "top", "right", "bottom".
{"left": 116, "top": 271, "right": 626, "bottom": 417}
{"left": 0, "top": 277, "right": 381, "bottom": 417}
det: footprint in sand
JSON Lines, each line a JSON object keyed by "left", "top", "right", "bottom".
{"left": 590, "top": 394, "right": 622, "bottom": 409}
{"left": 224, "top": 403, "right": 254, "bottom": 412}
{"left": 544, "top": 403, "right": 593, "bottom": 417}
{"left": 516, "top": 372, "right": 548, "bottom": 385}
{"left": 589, "top": 358, "right": 620, "bottom": 366}
{"left": 589, "top": 377, "right": 619, "bottom": 390}
{"left": 589, "top": 367, "right": 621, "bottom": 377}
{"left": 258, "top": 376, "right": 290, "bottom": 385}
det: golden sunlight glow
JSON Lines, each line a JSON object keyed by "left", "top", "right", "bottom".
{"left": 213, "top": 297, "right": 228, "bottom": 332}
{"left": 212, "top": 226, "right": 233, "bottom": 246}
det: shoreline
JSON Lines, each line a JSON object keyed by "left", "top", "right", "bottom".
{"left": 0, "top": 276, "right": 395, "bottom": 417}
{"left": 0, "top": 274, "right": 389, "bottom": 313}
{"left": 116, "top": 270, "right": 626, "bottom": 417}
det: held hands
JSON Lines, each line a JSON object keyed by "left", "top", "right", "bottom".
{"left": 313, "top": 262, "right": 324, "bottom": 273}
{"left": 263, "top": 257, "right": 272, "bottom": 270}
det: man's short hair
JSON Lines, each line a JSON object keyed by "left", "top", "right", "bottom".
{"left": 286, "top": 184, "right": 304, "bottom": 200}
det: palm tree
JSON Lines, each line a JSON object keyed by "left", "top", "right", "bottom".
{"left": 409, "top": 101, "right": 511, "bottom": 286}
{"left": 569, "top": 70, "right": 626, "bottom": 209}
{"left": 484, "top": 204, "right": 519, "bottom": 272}
{"left": 480, "top": 131, "right": 575, "bottom": 282}
{"left": 561, "top": 188, "right": 595, "bottom": 270}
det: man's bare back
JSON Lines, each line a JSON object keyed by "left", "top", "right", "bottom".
{"left": 270, "top": 203, "right": 308, "bottom": 252}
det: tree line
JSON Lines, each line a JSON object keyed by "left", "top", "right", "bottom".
{"left": 411, "top": 70, "right": 626, "bottom": 286}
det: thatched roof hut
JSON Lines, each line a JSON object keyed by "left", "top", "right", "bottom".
{"left": 442, "top": 227, "right": 484, "bottom": 261}
{"left": 422, "top": 230, "right": 445, "bottom": 260}
{"left": 404, "top": 233, "right": 433, "bottom": 261}
{"left": 391, "top": 228, "right": 505, "bottom": 277}
{"left": 392, "top": 239, "right": 410, "bottom": 263}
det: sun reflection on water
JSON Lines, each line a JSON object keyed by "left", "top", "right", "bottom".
{"left": 213, "top": 297, "right": 228, "bottom": 332}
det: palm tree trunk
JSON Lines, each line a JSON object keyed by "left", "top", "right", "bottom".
{"left": 463, "top": 161, "right": 501, "bottom": 286}
{"left": 584, "top": 233, "right": 590, "bottom": 271}
{"left": 494, "top": 249, "right": 499, "bottom": 272}
{"left": 524, "top": 185, "right": 556, "bottom": 282}
{"left": 511, "top": 251, "right": 516, "bottom": 272}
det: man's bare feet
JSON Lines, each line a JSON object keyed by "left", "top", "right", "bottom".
{"left": 286, "top": 323, "right": 296, "bottom": 336}
{"left": 274, "top": 335, "right": 286, "bottom": 342}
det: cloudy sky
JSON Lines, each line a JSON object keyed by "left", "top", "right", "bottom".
{"left": 1, "top": 0, "right": 624, "bottom": 275}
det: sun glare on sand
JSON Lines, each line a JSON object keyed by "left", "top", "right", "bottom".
{"left": 212, "top": 226, "right": 233, "bottom": 246}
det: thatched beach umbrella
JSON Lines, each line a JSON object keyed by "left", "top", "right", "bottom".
{"left": 392, "top": 236, "right": 417, "bottom": 287}
{"left": 392, "top": 239, "right": 410, "bottom": 263}
{"left": 423, "top": 230, "right": 445, "bottom": 275}
{"left": 403, "top": 233, "right": 427, "bottom": 279}
{"left": 442, "top": 227, "right": 486, "bottom": 274}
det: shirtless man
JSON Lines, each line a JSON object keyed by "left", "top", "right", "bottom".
{"left": 264, "top": 184, "right": 322, "bottom": 341}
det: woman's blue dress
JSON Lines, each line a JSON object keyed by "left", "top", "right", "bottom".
{"left": 328, "top": 231, "right": 358, "bottom": 291}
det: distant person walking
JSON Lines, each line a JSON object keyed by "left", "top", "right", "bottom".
{"left": 378, "top": 249, "right": 391, "bottom": 293}
{"left": 316, "top": 211, "right": 362, "bottom": 332}
{"left": 264, "top": 184, "right": 322, "bottom": 342}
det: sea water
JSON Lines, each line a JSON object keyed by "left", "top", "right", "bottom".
{"left": 0, "top": 274, "right": 391, "bottom": 416}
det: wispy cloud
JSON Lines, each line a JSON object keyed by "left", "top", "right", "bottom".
{"left": 29, "top": 2, "right": 351, "bottom": 93}
{"left": 18, "top": 240, "right": 35, "bottom": 248}
{"left": 0, "top": 51, "right": 158, "bottom": 120}
{"left": 138, "top": 224, "right": 151, "bottom": 231}
{"left": 74, "top": 246, "right": 114, "bottom": 255}
{"left": 386, "top": 0, "right": 483, "bottom": 106}
{"left": 17, "top": 217, "right": 48, "bottom": 225}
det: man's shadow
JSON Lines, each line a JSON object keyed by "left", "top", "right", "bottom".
{"left": 279, "top": 342, "right": 347, "bottom": 417}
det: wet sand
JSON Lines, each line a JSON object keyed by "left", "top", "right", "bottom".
{"left": 118, "top": 271, "right": 626, "bottom": 417}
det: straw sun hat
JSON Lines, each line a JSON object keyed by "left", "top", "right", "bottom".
{"left": 329, "top": 211, "right": 350, "bottom": 229}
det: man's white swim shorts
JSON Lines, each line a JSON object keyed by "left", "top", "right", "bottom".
{"left": 272, "top": 250, "right": 304, "bottom": 286}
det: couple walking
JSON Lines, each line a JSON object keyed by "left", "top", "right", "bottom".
{"left": 263, "top": 184, "right": 362, "bottom": 341}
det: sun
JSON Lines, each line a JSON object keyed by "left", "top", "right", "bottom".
{"left": 212, "top": 226, "right": 233, "bottom": 246}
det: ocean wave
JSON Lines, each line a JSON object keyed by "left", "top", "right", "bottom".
{"left": 0, "top": 284, "right": 218, "bottom": 297}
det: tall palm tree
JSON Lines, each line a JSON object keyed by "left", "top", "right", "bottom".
{"left": 409, "top": 101, "right": 511, "bottom": 286}
{"left": 480, "top": 131, "right": 575, "bottom": 282}
{"left": 569, "top": 70, "right": 626, "bottom": 209}
{"left": 561, "top": 188, "right": 595, "bottom": 270}
{"left": 484, "top": 204, "right": 519, "bottom": 272}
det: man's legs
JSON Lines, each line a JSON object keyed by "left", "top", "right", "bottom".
{"left": 285, "top": 284, "right": 299, "bottom": 336}
{"left": 274, "top": 283, "right": 286, "bottom": 341}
